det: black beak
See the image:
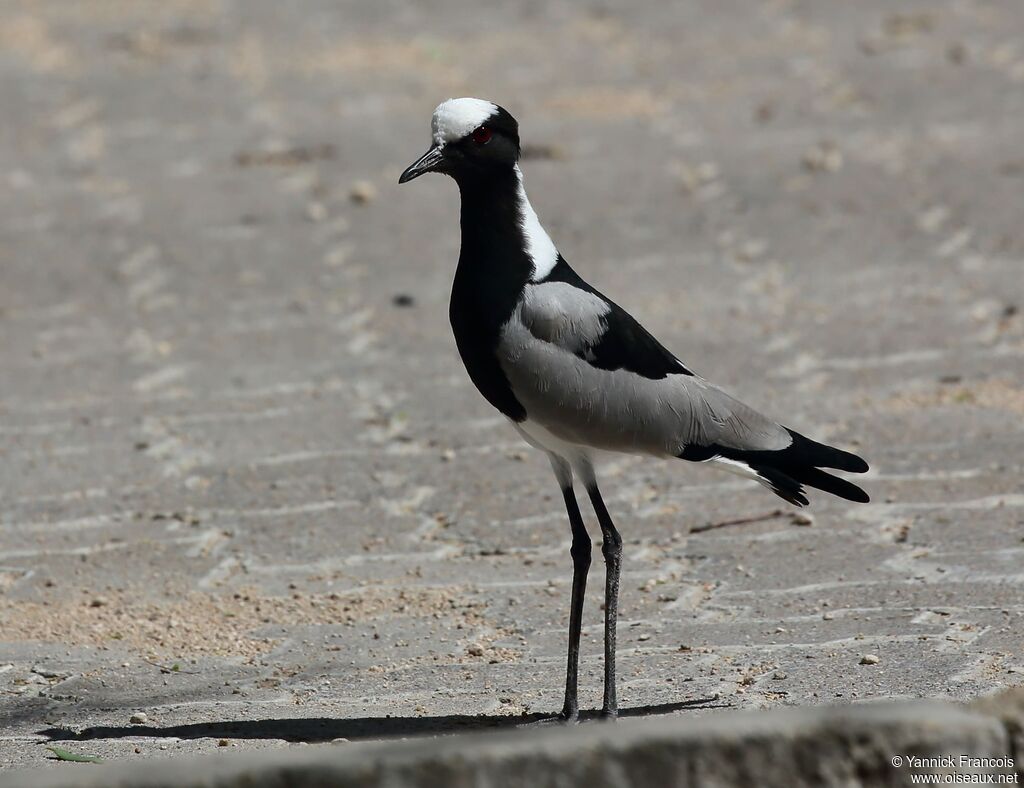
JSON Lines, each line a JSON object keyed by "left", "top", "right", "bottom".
{"left": 399, "top": 145, "right": 445, "bottom": 184}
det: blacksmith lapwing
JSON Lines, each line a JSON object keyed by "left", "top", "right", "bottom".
{"left": 399, "top": 98, "right": 869, "bottom": 722}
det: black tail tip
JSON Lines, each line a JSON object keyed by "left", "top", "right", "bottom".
{"left": 777, "top": 487, "right": 810, "bottom": 507}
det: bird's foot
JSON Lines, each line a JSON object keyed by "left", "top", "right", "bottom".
{"left": 519, "top": 706, "right": 579, "bottom": 728}
{"left": 599, "top": 707, "right": 618, "bottom": 722}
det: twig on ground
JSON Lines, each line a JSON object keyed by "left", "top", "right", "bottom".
{"left": 690, "top": 509, "right": 784, "bottom": 534}
{"left": 143, "top": 658, "right": 199, "bottom": 675}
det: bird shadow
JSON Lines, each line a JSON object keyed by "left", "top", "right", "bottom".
{"left": 38, "top": 697, "right": 727, "bottom": 744}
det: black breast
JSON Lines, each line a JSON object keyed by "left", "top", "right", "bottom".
{"left": 448, "top": 170, "right": 534, "bottom": 422}
{"left": 449, "top": 270, "right": 526, "bottom": 422}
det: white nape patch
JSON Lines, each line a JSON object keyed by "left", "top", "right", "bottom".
{"left": 432, "top": 98, "right": 498, "bottom": 145}
{"left": 514, "top": 165, "right": 559, "bottom": 281}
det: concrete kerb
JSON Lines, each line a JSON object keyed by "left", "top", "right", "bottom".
{"left": 4, "top": 690, "right": 1024, "bottom": 788}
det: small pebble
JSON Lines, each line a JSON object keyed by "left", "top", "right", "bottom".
{"left": 218, "top": 739, "right": 229, "bottom": 747}
{"left": 129, "top": 712, "right": 148, "bottom": 725}
{"left": 466, "top": 644, "right": 485, "bottom": 657}
{"left": 916, "top": 205, "right": 950, "bottom": 235}
{"left": 791, "top": 512, "right": 815, "bottom": 526}
{"left": 637, "top": 634, "right": 651, "bottom": 642}
{"left": 735, "top": 239, "right": 768, "bottom": 263}
{"left": 305, "top": 201, "right": 327, "bottom": 222}
{"left": 822, "top": 611, "right": 835, "bottom": 621}
{"left": 947, "top": 42, "right": 967, "bottom": 64}
{"left": 350, "top": 180, "right": 377, "bottom": 204}
{"left": 860, "top": 654, "right": 880, "bottom": 665}
{"left": 802, "top": 142, "right": 843, "bottom": 173}
{"left": 773, "top": 671, "right": 788, "bottom": 680}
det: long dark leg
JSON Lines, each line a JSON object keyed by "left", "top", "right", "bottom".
{"left": 587, "top": 483, "right": 622, "bottom": 719}
{"left": 559, "top": 485, "right": 591, "bottom": 720}
{"left": 551, "top": 458, "right": 591, "bottom": 721}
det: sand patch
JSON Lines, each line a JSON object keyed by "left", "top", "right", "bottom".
{"left": 0, "top": 584, "right": 518, "bottom": 665}
{"left": 884, "top": 378, "right": 1024, "bottom": 415}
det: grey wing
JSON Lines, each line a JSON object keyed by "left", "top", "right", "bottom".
{"left": 498, "top": 280, "right": 791, "bottom": 456}
{"left": 675, "top": 377, "right": 791, "bottom": 453}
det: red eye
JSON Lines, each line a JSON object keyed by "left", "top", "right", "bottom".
{"left": 471, "top": 126, "right": 493, "bottom": 144}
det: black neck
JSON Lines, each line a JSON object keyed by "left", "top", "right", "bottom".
{"left": 455, "top": 167, "right": 535, "bottom": 285}
{"left": 447, "top": 166, "right": 534, "bottom": 423}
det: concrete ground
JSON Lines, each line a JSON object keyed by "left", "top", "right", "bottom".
{"left": 1, "top": 0, "right": 1023, "bottom": 773}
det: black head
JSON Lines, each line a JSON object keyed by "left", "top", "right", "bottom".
{"left": 399, "top": 98, "right": 520, "bottom": 185}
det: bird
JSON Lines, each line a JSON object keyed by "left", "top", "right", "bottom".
{"left": 399, "top": 97, "right": 869, "bottom": 723}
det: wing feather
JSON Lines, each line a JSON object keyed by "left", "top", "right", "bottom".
{"left": 504, "top": 258, "right": 869, "bottom": 505}
{"left": 525, "top": 258, "right": 694, "bottom": 379}
{"left": 501, "top": 276, "right": 790, "bottom": 456}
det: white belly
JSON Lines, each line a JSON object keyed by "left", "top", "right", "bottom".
{"left": 513, "top": 417, "right": 590, "bottom": 462}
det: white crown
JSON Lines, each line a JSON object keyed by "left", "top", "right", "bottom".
{"left": 432, "top": 98, "right": 499, "bottom": 145}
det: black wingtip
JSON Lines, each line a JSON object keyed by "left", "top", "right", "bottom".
{"left": 845, "top": 456, "right": 870, "bottom": 474}
{"left": 739, "top": 436, "right": 872, "bottom": 505}
{"left": 678, "top": 431, "right": 870, "bottom": 506}
{"left": 841, "top": 484, "right": 870, "bottom": 503}
{"left": 787, "top": 429, "right": 869, "bottom": 474}
{"left": 799, "top": 467, "right": 870, "bottom": 503}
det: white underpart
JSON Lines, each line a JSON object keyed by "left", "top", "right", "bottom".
{"left": 431, "top": 98, "right": 499, "bottom": 145}
{"left": 706, "top": 456, "right": 777, "bottom": 493}
{"left": 514, "top": 165, "right": 559, "bottom": 281}
{"left": 513, "top": 418, "right": 600, "bottom": 482}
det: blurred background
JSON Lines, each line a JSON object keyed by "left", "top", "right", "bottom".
{"left": 1, "top": 0, "right": 1023, "bottom": 769}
